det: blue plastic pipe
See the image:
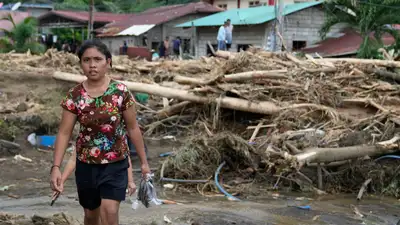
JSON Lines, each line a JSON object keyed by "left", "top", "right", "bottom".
{"left": 214, "top": 161, "right": 241, "bottom": 201}
{"left": 375, "top": 155, "right": 400, "bottom": 162}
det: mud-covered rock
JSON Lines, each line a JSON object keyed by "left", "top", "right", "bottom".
{"left": 0, "top": 139, "right": 21, "bottom": 156}
{"left": 15, "top": 102, "right": 28, "bottom": 112}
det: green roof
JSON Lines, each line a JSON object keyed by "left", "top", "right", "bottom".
{"left": 176, "top": 1, "right": 323, "bottom": 27}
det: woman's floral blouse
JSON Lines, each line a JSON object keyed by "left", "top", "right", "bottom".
{"left": 61, "top": 80, "right": 135, "bottom": 164}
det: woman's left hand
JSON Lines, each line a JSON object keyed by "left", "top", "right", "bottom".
{"left": 141, "top": 164, "right": 151, "bottom": 176}
{"left": 128, "top": 181, "right": 137, "bottom": 196}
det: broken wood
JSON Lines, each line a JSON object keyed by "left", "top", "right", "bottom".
{"left": 174, "top": 70, "right": 288, "bottom": 85}
{"left": 215, "top": 50, "right": 236, "bottom": 59}
{"left": 53, "top": 71, "right": 281, "bottom": 115}
{"left": 156, "top": 101, "right": 191, "bottom": 119}
{"left": 357, "top": 178, "right": 372, "bottom": 201}
{"left": 222, "top": 70, "right": 288, "bottom": 82}
{"left": 294, "top": 135, "right": 400, "bottom": 165}
{"left": 313, "top": 58, "right": 400, "bottom": 68}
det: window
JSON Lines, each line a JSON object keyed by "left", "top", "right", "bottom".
{"left": 249, "top": 1, "right": 260, "bottom": 7}
{"left": 237, "top": 44, "right": 250, "bottom": 52}
{"left": 268, "top": 0, "right": 275, "bottom": 5}
{"left": 182, "top": 38, "right": 191, "bottom": 53}
{"left": 292, "top": 41, "right": 306, "bottom": 51}
{"left": 218, "top": 4, "right": 227, "bottom": 10}
{"left": 152, "top": 42, "right": 160, "bottom": 50}
{"left": 206, "top": 44, "right": 218, "bottom": 56}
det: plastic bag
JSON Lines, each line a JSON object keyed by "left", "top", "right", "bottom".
{"left": 132, "top": 173, "right": 162, "bottom": 210}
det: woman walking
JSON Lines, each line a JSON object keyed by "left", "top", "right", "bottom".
{"left": 50, "top": 39, "right": 150, "bottom": 225}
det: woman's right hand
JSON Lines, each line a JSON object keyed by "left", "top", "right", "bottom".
{"left": 50, "top": 167, "right": 63, "bottom": 193}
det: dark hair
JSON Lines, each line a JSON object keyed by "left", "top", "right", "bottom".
{"left": 77, "top": 39, "right": 112, "bottom": 67}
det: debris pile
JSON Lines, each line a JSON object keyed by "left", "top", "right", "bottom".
{"left": 0, "top": 212, "right": 79, "bottom": 225}
{"left": 2, "top": 48, "right": 400, "bottom": 196}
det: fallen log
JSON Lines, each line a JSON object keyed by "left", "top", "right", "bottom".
{"left": 222, "top": 70, "right": 288, "bottom": 82}
{"left": 294, "top": 134, "right": 400, "bottom": 165}
{"left": 53, "top": 71, "right": 281, "bottom": 115}
{"left": 157, "top": 101, "right": 192, "bottom": 119}
{"left": 313, "top": 58, "right": 400, "bottom": 68}
{"left": 174, "top": 70, "right": 288, "bottom": 85}
{"left": 215, "top": 50, "right": 236, "bottom": 59}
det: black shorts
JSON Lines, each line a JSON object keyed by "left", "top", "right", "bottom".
{"left": 173, "top": 49, "right": 180, "bottom": 55}
{"left": 75, "top": 158, "right": 129, "bottom": 210}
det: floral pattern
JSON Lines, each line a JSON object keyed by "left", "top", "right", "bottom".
{"left": 61, "top": 80, "right": 136, "bottom": 164}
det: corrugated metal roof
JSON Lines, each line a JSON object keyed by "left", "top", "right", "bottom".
{"left": 96, "top": 2, "right": 222, "bottom": 37}
{"left": 37, "top": 10, "right": 133, "bottom": 24}
{"left": 117, "top": 24, "right": 155, "bottom": 36}
{"left": 176, "top": 1, "right": 324, "bottom": 27}
{"left": 302, "top": 29, "right": 395, "bottom": 57}
{"left": 0, "top": 11, "right": 30, "bottom": 32}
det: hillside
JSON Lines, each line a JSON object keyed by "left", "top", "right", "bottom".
{"left": 1, "top": 0, "right": 200, "bottom": 12}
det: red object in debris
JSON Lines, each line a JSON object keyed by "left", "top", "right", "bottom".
{"left": 120, "top": 47, "right": 152, "bottom": 61}
{"left": 268, "top": 0, "right": 275, "bottom": 6}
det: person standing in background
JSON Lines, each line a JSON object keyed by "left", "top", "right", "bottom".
{"left": 173, "top": 36, "right": 181, "bottom": 57}
{"left": 217, "top": 21, "right": 228, "bottom": 51}
{"left": 122, "top": 40, "right": 128, "bottom": 55}
{"left": 159, "top": 36, "right": 169, "bottom": 58}
{"left": 225, "top": 19, "right": 233, "bottom": 51}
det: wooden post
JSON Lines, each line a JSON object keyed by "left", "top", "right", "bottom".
{"left": 88, "top": 0, "right": 94, "bottom": 40}
{"left": 190, "top": 21, "right": 195, "bottom": 56}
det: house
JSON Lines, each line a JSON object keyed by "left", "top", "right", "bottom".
{"left": 202, "top": 0, "right": 318, "bottom": 10}
{"left": 177, "top": 1, "right": 343, "bottom": 57}
{"left": 302, "top": 29, "right": 396, "bottom": 57}
{"left": 37, "top": 10, "right": 134, "bottom": 41}
{"left": 95, "top": 2, "right": 222, "bottom": 55}
{"left": 0, "top": 3, "right": 53, "bottom": 17}
{"left": 0, "top": 11, "right": 30, "bottom": 36}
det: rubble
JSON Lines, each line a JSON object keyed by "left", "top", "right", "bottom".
{"left": 2, "top": 48, "right": 400, "bottom": 196}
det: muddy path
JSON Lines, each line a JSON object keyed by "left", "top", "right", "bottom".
{"left": 1, "top": 141, "right": 400, "bottom": 225}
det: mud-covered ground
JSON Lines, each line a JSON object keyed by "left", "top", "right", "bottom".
{"left": 1, "top": 141, "right": 400, "bottom": 225}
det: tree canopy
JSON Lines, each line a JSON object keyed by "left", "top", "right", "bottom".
{"left": 2, "top": 0, "right": 199, "bottom": 13}
{"left": 320, "top": 0, "right": 400, "bottom": 58}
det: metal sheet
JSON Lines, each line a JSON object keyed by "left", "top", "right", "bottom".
{"left": 116, "top": 24, "right": 155, "bottom": 36}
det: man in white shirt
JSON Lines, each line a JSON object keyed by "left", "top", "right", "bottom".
{"left": 225, "top": 19, "right": 233, "bottom": 50}
{"left": 217, "top": 21, "right": 228, "bottom": 50}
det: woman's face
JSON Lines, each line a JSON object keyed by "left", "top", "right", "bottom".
{"left": 80, "top": 47, "right": 111, "bottom": 81}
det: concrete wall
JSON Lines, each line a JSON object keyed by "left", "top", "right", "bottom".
{"left": 100, "top": 36, "right": 136, "bottom": 55}
{"left": 281, "top": 6, "right": 344, "bottom": 51}
{"left": 196, "top": 23, "right": 268, "bottom": 57}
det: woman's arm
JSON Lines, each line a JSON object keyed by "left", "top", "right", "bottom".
{"left": 51, "top": 110, "right": 77, "bottom": 192}
{"left": 61, "top": 149, "right": 77, "bottom": 183}
{"left": 123, "top": 105, "right": 150, "bottom": 175}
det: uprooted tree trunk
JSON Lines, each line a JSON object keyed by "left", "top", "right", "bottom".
{"left": 53, "top": 71, "right": 281, "bottom": 115}
{"left": 173, "top": 70, "right": 288, "bottom": 85}
{"left": 293, "top": 135, "right": 400, "bottom": 166}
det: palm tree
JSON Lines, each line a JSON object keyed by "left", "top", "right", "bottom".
{"left": 320, "top": 0, "right": 400, "bottom": 58}
{"left": 0, "top": 14, "right": 45, "bottom": 54}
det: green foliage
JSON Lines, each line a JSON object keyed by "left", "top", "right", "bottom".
{"left": 51, "top": 28, "right": 87, "bottom": 43}
{"left": 0, "top": 14, "right": 45, "bottom": 54}
{"left": 320, "top": 0, "right": 400, "bottom": 59}
{"left": 4, "top": 0, "right": 199, "bottom": 13}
